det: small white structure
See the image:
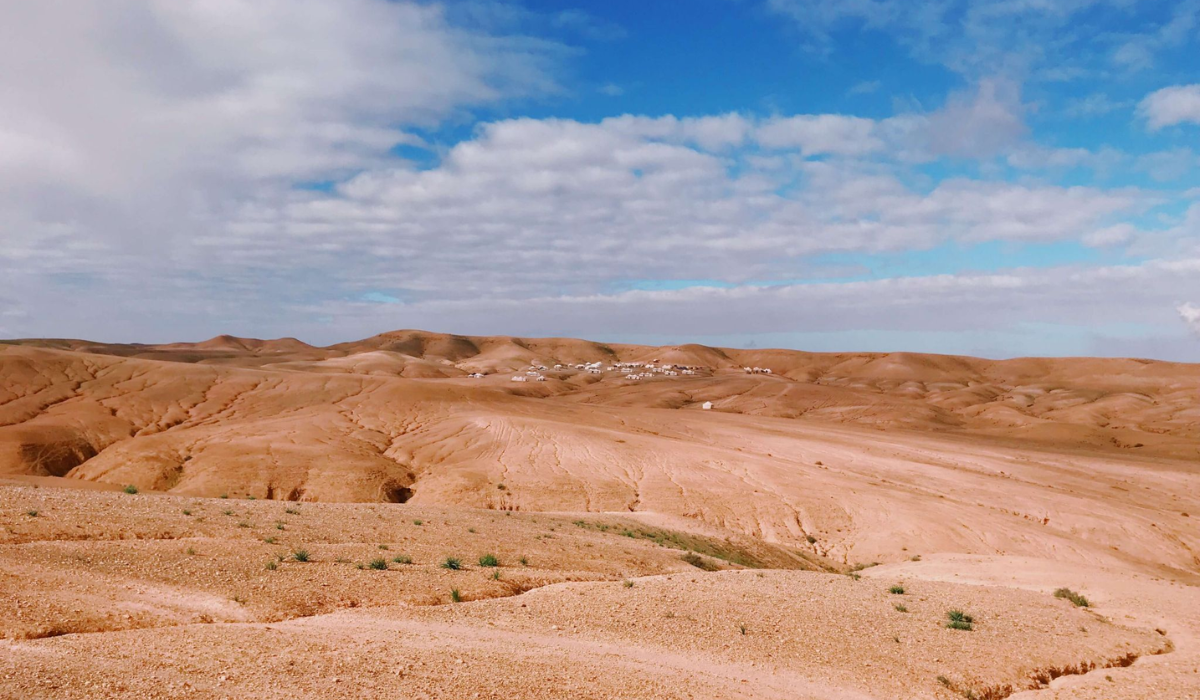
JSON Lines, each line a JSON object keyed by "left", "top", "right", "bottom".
{"left": 467, "top": 372, "right": 485, "bottom": 378}
{"left": 535, "top": 376, "right": 547, "bottom": 382}
{"left": 702, "top": 401, "right": 713, "bottom": 410}
{"left": 511, "top": 376, "right": 527, "bottom": 382}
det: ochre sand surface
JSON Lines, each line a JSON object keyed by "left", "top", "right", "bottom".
{"left": 1, "top": 330, "right": 1198, "bottom": 698}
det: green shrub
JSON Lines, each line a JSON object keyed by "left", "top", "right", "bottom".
{"left": 441, "top": 557, "right": 462, "bottom": 570}
{"left": 25, "top": 510, "right": 38, "bottom": 517}
{"left": 292, "top": 549, "right": 310, "bottom": 562}
{"left": 1054, "top": 587, "right": 1090, "bottom": 608}
{"left": 368, "top": 558, "right": 388, "bottom": 570}
{"left": 623, "top": 580, "right": 634, "bottom": 588}
{"left": 450, "top": 588, "right": 462, "bottom": 603}
{"left": 392, "top": 555, "right": 412, "bottom": 564}
{"left": 182, "top": 509, "right": 192, "bottom": 516}
{"left": 123, "top": 485, "right": 139, "bottom": 494}
{"left": 413, "top": 519, "right": 423, "bottom": 526}
{"left": 889, "top": 584, "right": 905, "bottom": 595}
{"left": 894, "top": 603, "right": 908, "bottom": 612}
{"left": 478, "top": 553, "right": 500, "bottom": 567}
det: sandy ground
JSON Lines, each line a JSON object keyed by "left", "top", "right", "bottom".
{"left": 1, "top": 331, "right": 1198, "bottom": 698}
{"left": 0, "top": 484, "right": 1187, "bottom": 699}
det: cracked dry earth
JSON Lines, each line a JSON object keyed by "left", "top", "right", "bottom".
{"left": 1, "top": 330, "right": 1199, "bottom": 698}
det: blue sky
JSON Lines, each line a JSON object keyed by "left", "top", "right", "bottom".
{"left": 1, "top": 0, "right": 1199, "bottom": 359}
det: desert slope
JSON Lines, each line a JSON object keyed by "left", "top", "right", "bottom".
{"left": 2, "top": 330, "right": 1199, "bottom": 698}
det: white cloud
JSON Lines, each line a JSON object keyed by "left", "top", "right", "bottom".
{"left": 1180, "top": 302, "right": 1200, "bottom": 333}
{"left": 1139, "top": 85, "right": 1200, "bottom": 129}
{"left": 756, "top": 115, "right": 882, "bottom": 155}
{"left": 0, "top": 0, "right": 561, "bottom": 254}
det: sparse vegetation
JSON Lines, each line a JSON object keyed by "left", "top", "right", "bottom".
{"left": 265, "top": 560, "right": 277, "bottom": 571}
{"left": 378, "top": 544, "right": 389, "bottom": 550}
{"left": 468, "top": 528, "right": 476, "bottom": 533}
{"left": 889, "top": 584, "right": 905, "bottom": 595}
{"left": 285, "top": 508, "right": 300, "bottom": 515}
{"left": 490, "top": 569, "right": 501, "bottom": 580}
{"left": 894, "top": 603, "right": 908, "bottom": 612}
{"left": 368, "top": 558, "right": 388, "bottom": 570}
{"left": 1054, "top": 587, "right": 1090, "bottom": 608}
{"left": 263, "top": 537, "right": 276, "bottom": 544}
{"left": 946, "top": 610, "right": 974, "bottom": 631}
{"left": 220, "top": 494, "right": 228, "bottom": 499}
{"left": 392, "top": 555, "right": 412, "bottom": 564}
{"left": 292, "top": 549, "right": 310, "bottom": 562}
{"left": 275, "top": 522, "right": 285, "bottom": 530}
{"left": 123, "top": 484, "right": 138, "bottom": 494}
{"left": 222, "top": 509, "right": 232, "bottom": 516}
{"left": 519, "top": 555, "right": 529, "bottom": 566}
{"left": 25, "top": 510, "right": 38, "bottom": 517}
{"left": 182, "top": 509, "right": 192, "bottom": 516}
{"left": 738, "top": 623, "right": 747, "bottom": 635}
{"left": 623, "top": 580, "right": 634, "bottom": 588}
{"left": 413, "top": 519, "right": 423, "bottom": 526}
{"left": 478, "top": 553, "right": 500, "bottom": 567}
{"left": 237, "top": 521, "right": 251, "bottom": 528}
{"left": 450, "top": 588, "right": 462, "bottom": 603}
{"left": 681, "top": 551, "right": 719, "bottom": 571}
{"left": 441, "top": 557, "right": 462, "bottom": 570}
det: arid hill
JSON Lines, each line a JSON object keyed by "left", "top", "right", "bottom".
{"left": 2, "top": 330, "right": 1198, "bottom": 699}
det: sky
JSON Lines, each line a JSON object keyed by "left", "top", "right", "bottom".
{"left": 2, "top": 0, "right": 1200, "bottom": 360}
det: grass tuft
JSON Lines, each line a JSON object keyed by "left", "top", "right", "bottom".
{"left": 889, "top": 584, "right": 906, "bottom": 595}
{"left": 441, "top": 557, "right": 462, "bottom": 570}
{"left": 946, "top": 610, "right": 974, "bottom": 631}
{"left": 450, "top": 588, "right": 462, "bottom": 603}
{"left": 265, "top": 560, "right": 277, "bottom": 571}
{"left": 123, "top": 485, "right": 139, "bottom": 495}
{"left": 392, "top": 555, "right": 412, "bottom": 564}
{"left": 25, "top": 510, "right": 38, "bottom": 517}
{"left": 894, "top": 603, "right": 908, "bottom": 612}
{"left": 478, "top": 553, "right": 500, "bottom": 567}
{"left": 292, "top": 549, "right": 310, "bottom": 562}
{"left": 367, "top": 558, "right": 388, "bottom": 570}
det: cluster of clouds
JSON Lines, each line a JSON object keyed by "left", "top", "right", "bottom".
{"left": 1, "top": 0, "right": 1199, "bottom": 358}
{"left": 767, "top": 0, "right": 1200, "bottom": 80}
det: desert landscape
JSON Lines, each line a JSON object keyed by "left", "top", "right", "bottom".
{"left": 1, "top": 330, "right": 1197, "bottom": 699}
